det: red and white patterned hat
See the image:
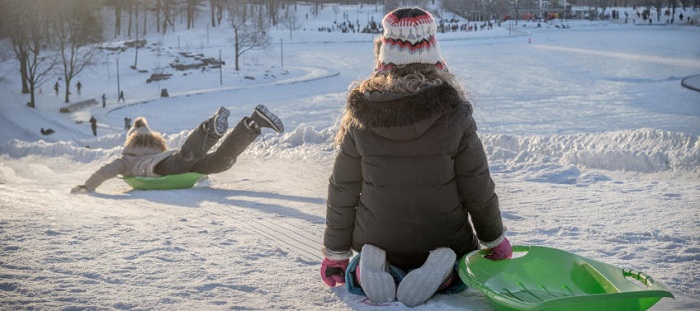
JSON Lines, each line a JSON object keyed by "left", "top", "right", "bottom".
{"left": 375, "top": 7, "right": 446, "bottom": 73}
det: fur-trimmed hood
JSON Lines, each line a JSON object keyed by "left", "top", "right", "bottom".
{"left": 123, "top": 117, "right": 169, "bottom": 156}
{"left": 344, "top": 83, "right": 471, "bottom": 141}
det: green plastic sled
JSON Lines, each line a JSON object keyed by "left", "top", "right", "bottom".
{"left": 119, "top": 172, "right": 206, "bottom": 190}
{"left": 458, "top": 245, "right": 674, "bottom": 311}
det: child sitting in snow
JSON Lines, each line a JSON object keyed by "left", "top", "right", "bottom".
{"left": 320, "top": 7, "right": 512, "bottom": 307}
{"left": 71, "top": 105, "right": 283, "bottom": 193}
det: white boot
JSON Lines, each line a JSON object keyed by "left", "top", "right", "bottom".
{"left": 397, "top": 247, "right": 456, "bottom": 307}
{"left": 249, "top": 104, "right": 284, "bottom": 133}
{"left": 359, "top": 244, "right": 396, "bottom": 303}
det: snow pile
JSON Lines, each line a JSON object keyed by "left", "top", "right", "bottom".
{"left": 484, "top": 128, "right": 700, "bottom": 179}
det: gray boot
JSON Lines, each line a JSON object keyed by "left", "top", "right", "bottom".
{"left": 247, "top": 105, "right": 284, "bottom": 134}
{"left": 204, "top": 107, "right": 230, "bottom": 137}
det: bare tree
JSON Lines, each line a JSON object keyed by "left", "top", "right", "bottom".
{"left": 109, "top": 0, "right": 124, "bottom": 38}
{"left": 595, "top": 0, "right": 611, "bottom": 19}
{"left": 280, "top": 4, "right": 302, "bottom": 39}
{"left": 384, "top": 0, "right": 430, "bottom": 13}
{"left": 54, "top": 0, "right": 102, "bottom": 103}
{"left": 1, "top": 0, "right": 58, "bottom": 107}
{"left": 25, "top": 1, "right": 59, "bottom": 108}
{"left": 142, "top": 0, "right": 150, "bottom": 36}
{"left": 127, "top": 0, "right": 135, "bottom": 37}
{"left": 226, "top": 0, "right": 271, "bottom": 71}
{"left": 651, "top": 0, "right": 665, "bottom": 21}
{"left": 210, "top": 0, "right": 218, "bottom": 27}
{"left": 1, "top": 0, "right": 31, "bottom": 94}
{"left": 186, "top": 0, "right": 205, "bottom": 29}
{"left": 154, "top": 0, "right": 177, "bottom": 34}
{"left": 264, "top": 0, "right": 281, "bottom": 27}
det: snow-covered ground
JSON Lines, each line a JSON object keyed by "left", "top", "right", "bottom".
{"left": 1, "top": 3, "right": 699, "bottom": 310}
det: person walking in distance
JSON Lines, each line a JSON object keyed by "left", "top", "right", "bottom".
{"left": 89, "top": 116, "right": 97, "bottom": 136}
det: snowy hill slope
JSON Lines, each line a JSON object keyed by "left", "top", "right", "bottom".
{"left": 1, "top": 2, "right": 699, "bottom": 310}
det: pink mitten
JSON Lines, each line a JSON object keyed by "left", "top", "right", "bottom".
{"left": 485, "top": 237, "right": 512, "bottom": 260}
{"left": 320, "top": 258, "right": 349, "bottom": 287}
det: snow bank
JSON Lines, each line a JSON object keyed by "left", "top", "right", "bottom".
{"left": 483, "top": 128, "right": 700, "bottom": 179}
{"left": 3, "top": 125, "right": 697, "bottom": 180}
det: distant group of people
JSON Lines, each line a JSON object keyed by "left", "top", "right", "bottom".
{"left": 52, "top": 79, "right": 127, "bottom": 107}
{"left": 438, "top": 18, "right": 494, "bottom": 32}
{"left": 50, "top": 84, "right": 128, "bottom": 137}
{"left": 100, "top": 91, "right": 126, "bottom": 105}
{"left": 53, "top": 81, "right": 82, "bottom": 96}
{"left": 315, "top": 19, "right": 367, "bottom": 33}
{"left": 312, "top": 15, "right": 496, "bottom": 35}
{"left": 84, "top": 115, "right": 132, "bottom": 138}
{"left": 627, "top": 8, "right": 696, "bottom": 25}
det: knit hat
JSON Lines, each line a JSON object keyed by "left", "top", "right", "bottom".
{"left": 127, "top": 117, "right": 152, "bottom": 136}
{"left": 375, "top": 7, "right": 446, "bottom": 73}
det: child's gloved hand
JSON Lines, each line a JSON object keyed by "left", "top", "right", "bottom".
{"left": 70, "top": 185, "right": 89, "bottom": 194}
{"left": 320, "top": 258, "right": 349, "bottom": 287}
{"left": 485, "top": 237, "right": 512, "bottom": 260}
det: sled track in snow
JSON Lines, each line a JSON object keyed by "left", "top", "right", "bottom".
{"left": 207, "top": 206, "right": 324, "bottom": 262}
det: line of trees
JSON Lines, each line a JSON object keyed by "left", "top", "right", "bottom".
{"left": 1, "top": 0, "right": 102, "bottom": 107}
{"left": 444, "top": 0, "right": 699, "bottom": 22}
{"left": 0, "top": 0, "right": 274, "bottom": 107}
{"left": 1, "top": 0, "right": 697, "bottom": 108}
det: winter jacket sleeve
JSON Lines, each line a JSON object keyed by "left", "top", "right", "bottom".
{"left": 324, "top": 131, "right": 362, "bottom": 253}
{"left": 84, "top": 158, "right": 127, "bottom": 192}
{"left": 455, "top": 116, "right": 505, "bottom": 244}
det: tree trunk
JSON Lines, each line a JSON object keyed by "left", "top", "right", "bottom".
{"left": 217, "top": 1, "right": 223, "bottom": 26}
{"left": 161, "top": 0, "right": 169, "bottom": 35}
{"left": 28, "top": 84, "right": 36, "bottom": 108}
{"left": 64, "top": 76, "right": 71, "bottom": 103}
{"left": 143, "top": 5, "right": 147, "bottom": 36}
{"left": 210, "top": 0, "right": 216, "bottom": 27}
{"left": 115, "top": 3, "right": 122, "bottom": 38}
{"left": 187, "top": 1, "right": 194, "bottom": 29}
{"left": 128, "top": 3, "right": 133, "bottom": 37}
{"left": 156, "top": 0, "right": 161, "bottom": 33}
{"left": 20, "top": 52, "right": 30, "bottom": 94}
{"left": 234, "top": 29, "right": 240, "bottom": 71}
{"left": 134, "top": 10, "right": 140, "bottom": 68}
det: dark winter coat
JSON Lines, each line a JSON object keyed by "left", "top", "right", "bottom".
{"left": 324, "top": 83, "right": 505, "bottom": 270}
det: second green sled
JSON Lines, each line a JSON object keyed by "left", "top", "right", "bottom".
{"left": 458, "top": 245, "right": 674, "bottom": 311}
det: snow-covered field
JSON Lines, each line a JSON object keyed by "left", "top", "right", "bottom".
{"left": 1, "top": 3, "right": 699, "bottom": 310}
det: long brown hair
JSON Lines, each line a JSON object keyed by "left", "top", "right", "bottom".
{"left": 335, "top": 63, "right": 466, "bottom": 146}
{"left": 124, "top": 117, "right": 168, "bottom": 151}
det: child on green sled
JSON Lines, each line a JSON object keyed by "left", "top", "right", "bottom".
{"left": 320, "top": 7, "right": 512, "bottom": 307}
{"left": 71, "top": 105, "right": 283, "bottom": 193}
